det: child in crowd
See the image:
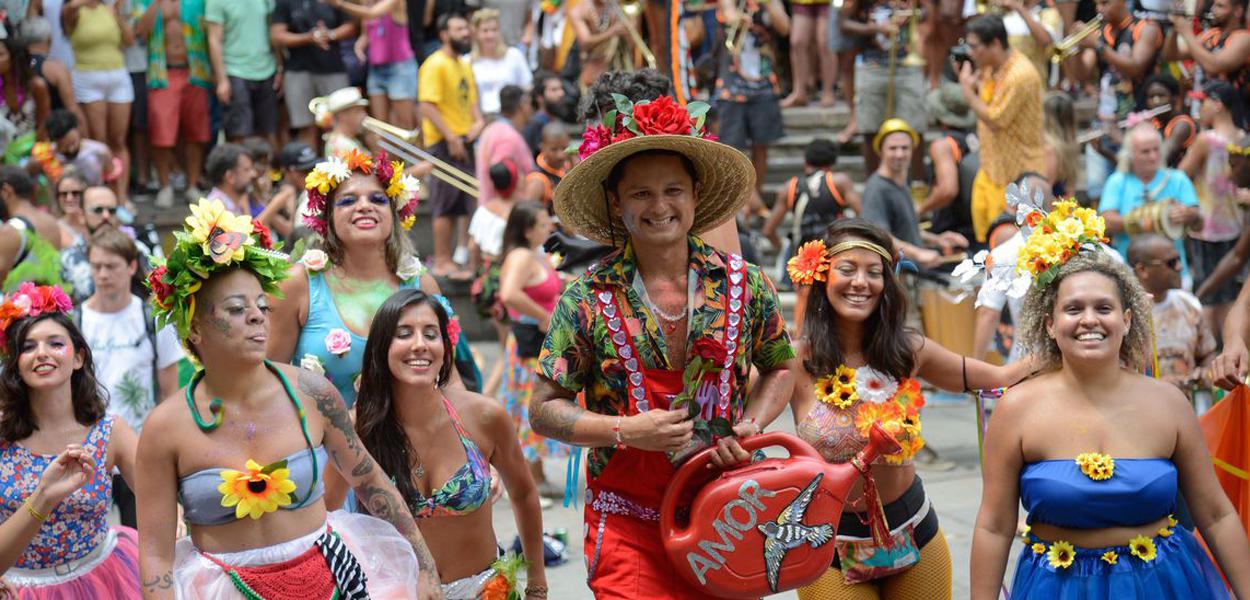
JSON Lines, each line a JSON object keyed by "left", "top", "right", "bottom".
{"left": 1128, "top": 233, "right": 1217, "bottom": 410}
{"left": 312, "top": 87, "right": 370, "bottom": 159}
{"left": 242, "top": 138, "right": 276, "bottom": 205}
{"left": 522, "top": 121, "right": 570, "bottom": 207}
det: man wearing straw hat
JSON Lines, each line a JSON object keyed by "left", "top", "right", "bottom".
{"left": 531, "top": 95, "right": 795, "bottom": 598}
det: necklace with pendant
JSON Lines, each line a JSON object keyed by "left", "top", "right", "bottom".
{"left": 648, "top": 302, "right": 687, "bottom": 334}
{"left": 408, "top": 447, "right": 425, "bottom": 479}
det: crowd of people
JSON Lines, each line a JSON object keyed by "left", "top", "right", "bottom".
{"left": 2, "top": 0, "right": 1250, "bottom": 596}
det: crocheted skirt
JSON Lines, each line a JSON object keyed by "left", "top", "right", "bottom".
{"left": 1011, "top": 525, "right": 1229, "bottom": 599}
{"left": 172, "top": 511, "right": 422, "bottom": 599}
{"left": 4, "top": 526, "right": 141, "bottom": 599}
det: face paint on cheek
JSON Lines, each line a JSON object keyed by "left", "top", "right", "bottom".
{"left": 50, "top": 345, "right": 70, "bottom": 357}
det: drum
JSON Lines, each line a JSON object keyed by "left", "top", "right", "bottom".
{"left": 1124, "top": 199, "right": 1187, "bottom": 240}
{"left": 918, "top": 281, "right": 977, "bottom": 357}
{"left": 660, "top": 428, "right": 900, "bottom": 598}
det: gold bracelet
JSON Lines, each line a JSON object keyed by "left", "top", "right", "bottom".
{"left": 24, "top": 498, "right": 48, "bottom": 522}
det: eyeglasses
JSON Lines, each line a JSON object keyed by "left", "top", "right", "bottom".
{"left": 89, "top": 206, "right": 118, "bottom": 216}
{"left": 1140, "top": 256, "right": 1181, "bottom": 270}
{"left": 57, "top": 190, "right": 83, "bottom": 198}
{"left": 334, "top": 191, "right": 390, "bottom": 208}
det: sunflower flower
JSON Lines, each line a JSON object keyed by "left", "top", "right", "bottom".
{"left": 1101, "top": 550, "right": 1118, "bottom": 565}
{"left": 1032, "top": 543, "right": 1046, "bottom": 555}
{"left": 1047, "top": 540, "right": 1075, "bottom": 569}
{"left": 1020, "top": 525, "right": 1031, "bottom": 545}
{"left": 787, "top": 240, "right": 830, "bottom": 285}
{"left": 813, "top": 375, "right": 839, "bottom": 405}
{"left": 831, "top": 383, "right": 859, "bottom": 409}
{"left": 1129, "top": 535, "right": 1157, "bottom": 562}
{"left": 1075, "top": 452, "right": 1115, "bottom": 481}
{"left": 1158, "top": 527, "right": 1173, "bottom": 538}
{"left": 218, "top": 459, "right": 298, "bottom": 520}
{"left": 186, "top": 199, "right": 254, "bottom": 245}
{"left": 1167, "top": 514, "right": 1178, "bottom": 528}
{"left": 834, "top": 364, "right": 856, "bottom": 386}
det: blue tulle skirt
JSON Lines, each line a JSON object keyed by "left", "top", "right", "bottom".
{"left": 1011, "top": 526, "right": 1229, "bottom": 599}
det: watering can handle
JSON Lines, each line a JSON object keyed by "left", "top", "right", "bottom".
{"left": 660, "top": 432, "right": 825, "bottom": 537}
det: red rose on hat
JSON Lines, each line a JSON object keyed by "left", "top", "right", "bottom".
{"left": 632, "top": 96, "right": 695, "bottom": 136}
{"left": 578, "top": 124, "right": 614, "bottom": 160}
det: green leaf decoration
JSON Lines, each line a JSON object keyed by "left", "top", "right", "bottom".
{"left": 709, "top": 417, "right": 734, "bottom": 438}
{"left": 687, "top": 398, "right": 701, "bottom": 418}
{"left": 687, "top": 102, "right": 710, "bottom": 119}
{"left": 602, "top": 109, "right": 618, "bottom": 131}
{"left": 623, "top": 116, "right": 639, "bottom": 135}
{"left": 261, "top": 459, "right": 288, "bottom": 474}
{"left": 611, "top": 93, "right": 634, "bottom": 116}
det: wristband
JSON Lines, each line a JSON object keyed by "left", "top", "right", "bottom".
{"left": 612, "top": 416, "right": 625, "bottom": 449}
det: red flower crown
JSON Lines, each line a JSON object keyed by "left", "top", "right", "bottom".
{"left": 0, "top": 283, "right": 75, "bottom": 352}
{"left": 574, "top": 95, "right": 717, "bottom": 161}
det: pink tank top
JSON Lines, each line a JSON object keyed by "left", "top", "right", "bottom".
{"left": 507, "top": 264, "right": 561, "bottom": 319}
{"left": 367, "top": 15, "right": 415, "bottom": 66}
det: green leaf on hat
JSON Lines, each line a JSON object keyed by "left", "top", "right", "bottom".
{"left": 602, "top": 109, "right": 618, "bottom": 131}
{"left": 611, "top": 93, "right": 634, "bottom": 117}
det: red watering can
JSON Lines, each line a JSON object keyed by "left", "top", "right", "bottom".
{"left": 660, "top": 425, "right": 900, "bottom": 598}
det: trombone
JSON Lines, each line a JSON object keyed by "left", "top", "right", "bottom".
{"left": 1050, "top": 14, "right": 1102, "bottom": 64}
{"left": 609, "top": 0, "right": 658, "bottom": 69}
{"left": 884, "top": 7, "right": 925, "bottom": 118}
{"left": 1075, "top": 104, "right": 1172, "bottom": 144}
{"left": 724, "top": 0, "right": 756, "bottom": 54}
{"left": 361, "top": 117, "right": 481, "bottom": 198}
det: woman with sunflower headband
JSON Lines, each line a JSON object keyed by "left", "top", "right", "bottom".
{"left": 265, "top": 149, "right": 481, "bottom": 507}
{"left": 0, "top": 283, "right": 142, "bottom": 598}
{"left": 969, "top": 201, "right": 1250, "bottom": 598}
{"left": 785, "top": 218, "right": 1032, "bottom": 599}
{"left": 135, "top": 199, "right": 444, "bottom": 600}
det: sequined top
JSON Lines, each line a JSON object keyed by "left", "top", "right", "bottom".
{"left": 0, "top": 416, "right": 114, "bottom": 569}
{"left": 797, "top": 367, "right": 925, "bottom": 466}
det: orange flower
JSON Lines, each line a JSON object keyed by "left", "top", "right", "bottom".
{"left": 343, "top": 149, "right": 374, "bottom": 173}
{"left": 853, "top": 401, "right": 902, "bottom": 436}
{"left": 480, "top": 574, "right": 511, "bottom": 600}
{"left": 786, "top": 240, "right": 830, "bottom": 285}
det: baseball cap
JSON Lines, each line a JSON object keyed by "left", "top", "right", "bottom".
{"left": 278, "top": 142, "right": 319, "bottom": 171}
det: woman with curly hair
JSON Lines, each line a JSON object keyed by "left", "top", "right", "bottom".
{"left": 355, "top": 289, "right": 548, "bottom": 599}
{"left": 786, "top": 218, "right": 1032, "bottom": 599}
{"left": 970, "top": 224, "right": 1250, "bottom": 597}
{"left": 0, "top": 283, "right": 141, "bottom": 598}
{"left": 135, "top": 200, "right": 443, "bottom": 599}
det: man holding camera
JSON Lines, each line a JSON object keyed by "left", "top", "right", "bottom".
{"left": 958, "top": 14, "right": 1045, "bottom": 243}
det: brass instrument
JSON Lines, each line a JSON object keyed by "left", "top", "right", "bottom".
{"left": 361, "top": 117, "right": 481, "bottom": 198}
{"left": 1075, "top": 104, "right": 1171, "bottom": 144}
{"left": 1050, "top": 14, "right": 1103, "bottom": 64}
{"left": 606, "top": 0, "right": 658, "bottom": 70}
{"left": 885, "top": 7, "right": 925, "bottom": 118}
{"left": 724, "top": 0, "right": 754, "bottom": 54}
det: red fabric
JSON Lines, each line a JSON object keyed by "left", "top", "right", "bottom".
{"left": 147, "top": 68, "right": 211, "bottom": 146}
{"left": 1199, "top": 385, "right": 1250, "bottom": 538}
{"left": 202, "top": 544, "right": 335, "bottom": 600}
{"left": 586, "top": 367, "right": 741, "bottom": 599}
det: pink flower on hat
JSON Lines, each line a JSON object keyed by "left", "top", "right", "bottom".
{"left": 578, "top": 124, "right": 614, "bottom": 161}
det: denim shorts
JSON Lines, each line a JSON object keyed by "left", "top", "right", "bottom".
{"left": 366, "top": 58, "right": 418, "bottom": 101}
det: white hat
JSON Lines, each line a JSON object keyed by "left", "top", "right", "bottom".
{"left": 308, "top": 87, "right": 370, "bottom": 128}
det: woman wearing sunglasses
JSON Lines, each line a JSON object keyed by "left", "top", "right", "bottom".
{"left": 268, "top": 150, "right": 480, "bottom": 509}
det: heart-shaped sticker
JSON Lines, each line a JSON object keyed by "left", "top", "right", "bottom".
{"left": 719, "top": 382, "right": 730, "bottom": 396}
{"left": 728, "top": 313, "right": 741, "bottom": 327}
{"left": 629, "top": 372, "right": 644, "bottom": 387}
{"left": 607, "top": 318, "right": 622, "bottom": 333}
{"left": 726, "top": 340, "right": 737, "bottom": 354}
{"left": 636, "top": 399, "right": 651, "bottom": 412}
{"left": 625, "top": 357, "right": 639, "bottom": 372}
{"left": 597, "top": 291, "right": 613, "bottom": 305}
{"left": 612, "top": 331, "right": 627, "bottom": 346}
{"left": 719, "top": 369, "right": 731, "bottom": 383}
{"left": 729, "top": 299, "right": 742, "bottom": 313}
{"left": 620, "top": 345, "right": 633, "bottom": 359}
{"left": 727, "top": 325, "right": 739, "bottom": 340}
{"left": 730, "top": 256, "right": 743, "bottom": 269}
{"left": 729, "top": 271, "right": 744, "bottom": 285}
{"left": 604, "top": 303, "right": 617, "bottom": 318}
{"left": 730, "top": 286, "right": 743, "bottom": 299}
{"left": 631, "top": 387, "right": 646, "bottom": 401}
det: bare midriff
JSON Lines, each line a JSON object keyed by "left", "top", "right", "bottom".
{"left": 1030, "top": 516, "right": 1171, "bottom": 549}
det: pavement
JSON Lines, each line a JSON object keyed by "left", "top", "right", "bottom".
{"left": 472, "top": 340, "right": 1020, "bottom": 599}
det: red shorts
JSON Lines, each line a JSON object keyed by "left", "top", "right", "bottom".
{"left": 148, "top": 68, "right": 210, "bottom": 147}
{"left": 584, "top": 501, "right": 736, "bottom": 600}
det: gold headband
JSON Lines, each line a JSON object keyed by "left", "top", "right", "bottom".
{"left": 1227, "top": 143, "right": 1250, "bottom": 157}
{"left": 827, "top": 240, "right": 893, "bottom": 265}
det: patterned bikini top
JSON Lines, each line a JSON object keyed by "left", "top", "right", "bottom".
{"left": 0, "top": 416, "right": 115, "bottom": 569}
{"left": 797, "top": 365, "right": 926, "bottom": 466}
{"left": 406, "top": 395, "right": 492, "bottom": 519}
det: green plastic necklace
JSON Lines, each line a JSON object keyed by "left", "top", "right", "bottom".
{"left": 185, "top": 359, "right": 320, "bottom": 508}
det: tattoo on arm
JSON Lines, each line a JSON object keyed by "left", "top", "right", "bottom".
{"left": 356, "top": 483, "right": 438, "bottom": 571}
{"left": 300, "top": 369, "right": 374, "bottom": 478}
{"left": 142, "top": 572, "right": 174, "bottom": 592}
{"left": 530, "top": 398, "right": 585, "bottom": 440}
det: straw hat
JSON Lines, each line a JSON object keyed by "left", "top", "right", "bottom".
{"left": 926, "top": 83, "right": 977, "bottom": 131}
{"left": 554, "top": 96, "right": 754, "bottom": 246}
{"left": 308, "top": 87, "right": 370, "bottom": 128}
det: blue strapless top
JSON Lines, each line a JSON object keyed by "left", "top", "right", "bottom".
{"left": 1020, "top": 458, "right": 1176, "bottom": 529}
{"left": 178, "top": 446, "right": 327, "bottom": 526}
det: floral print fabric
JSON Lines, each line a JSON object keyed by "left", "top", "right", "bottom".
{"left": 0, "top": 416, "right": 114, "bottom": 569}
{"left": 538, "top": 235, "right": 793, "bottom": 479}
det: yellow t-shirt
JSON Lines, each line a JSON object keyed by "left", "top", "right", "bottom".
{"left": 70, "top": 4, "right": 125, "bottom": 72}
{"left": 418, "top": 51, "right": 478, "bottom": 146}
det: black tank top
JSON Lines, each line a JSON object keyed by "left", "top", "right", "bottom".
{"left": 29, "top": 53, "right": 65, "bottom": 112}
{"left": 929, "top": 132, "right": 978, "bottom": 245}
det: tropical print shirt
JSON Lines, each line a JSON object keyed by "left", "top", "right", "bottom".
{"left": 538, "top": 235, "right": 794, "bottom": 479}
{"left": 136, "top": 0, "right": 213, "bottom": 89}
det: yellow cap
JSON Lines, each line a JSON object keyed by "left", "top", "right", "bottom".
{"left": 873, "top": 118, "right": 920, "bottom": 154}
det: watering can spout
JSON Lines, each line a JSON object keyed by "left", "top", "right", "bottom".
{"left": 856, "top": 423, "right": 903, "bottom": 466}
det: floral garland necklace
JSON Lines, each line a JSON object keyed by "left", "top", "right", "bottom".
{"left": 811, "top": 363, "right": 926, "bottom": 464}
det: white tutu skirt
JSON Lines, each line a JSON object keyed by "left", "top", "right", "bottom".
{"left": 172, "top": 511, "right": 422, "bottom": 599}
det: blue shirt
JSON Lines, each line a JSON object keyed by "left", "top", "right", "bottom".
{"left": 1099, "top": 168, "right": 1199, "bottom": 278}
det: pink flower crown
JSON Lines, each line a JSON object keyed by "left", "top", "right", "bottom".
{"left": 0, "top": 283, "right": 75, "bottom": 352}
{"left": 573, "top": 95, "right": 717, "bottom": 161}
{"left": 303, "top": 149, "right": 421, "bottom": 237}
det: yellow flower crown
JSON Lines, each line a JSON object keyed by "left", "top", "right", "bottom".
{"left": 303, "top": 149, "right": 421, "bottom": 237}
{"left": 1016, "top": 200, "right": 1107, "bottom": 288}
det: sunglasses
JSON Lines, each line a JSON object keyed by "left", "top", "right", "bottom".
{"left": 89, "top": 206, "right": 118, "bottom": 216}
{"left": 334, "top": 191, "right": 390, "bottom": 208}
{"left": 1140, "top": 256, "right": 1181, "bottom": 270}
{"left": 57, "top": 190, "right": 84, "bottom": 198}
